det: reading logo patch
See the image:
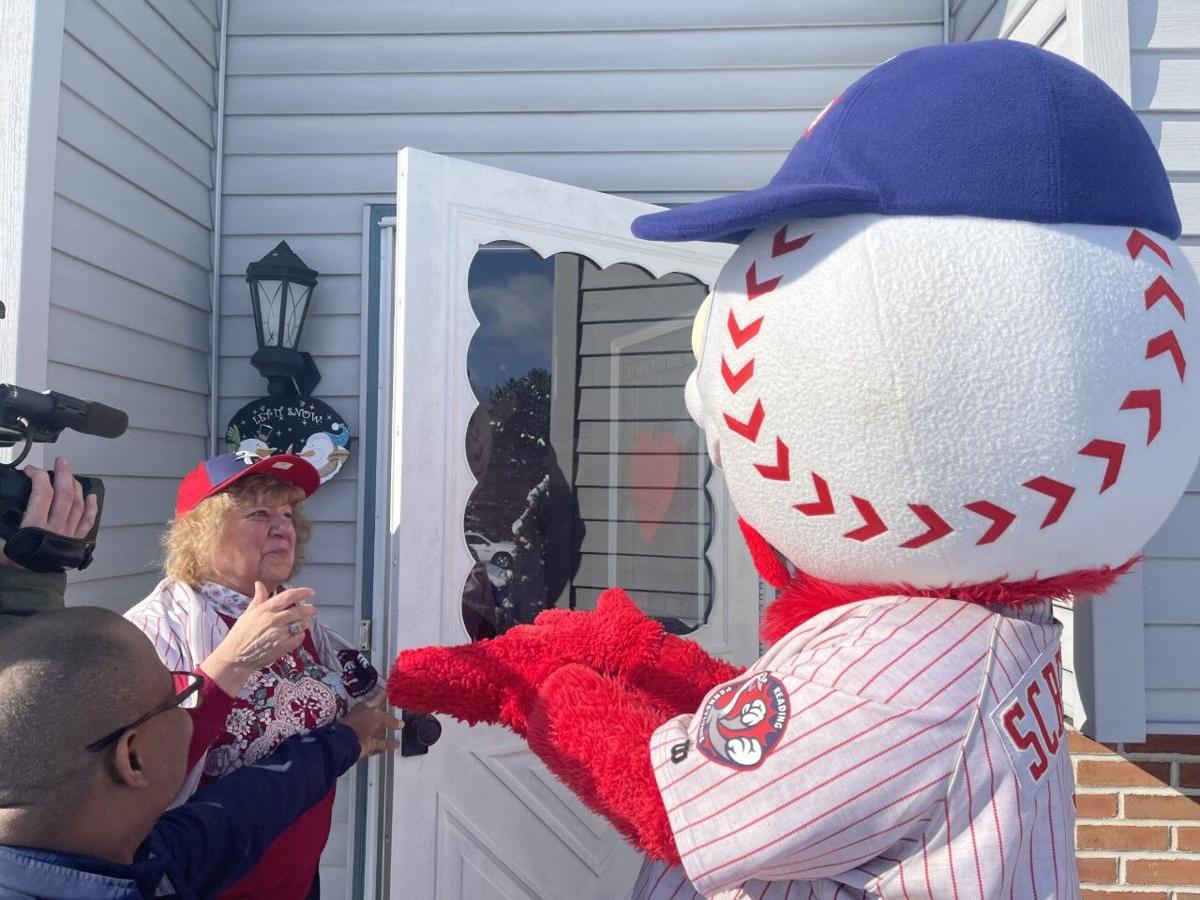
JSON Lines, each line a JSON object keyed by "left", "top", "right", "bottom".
{"left": 696, "top": 673, "right": 790, "bottom": 771}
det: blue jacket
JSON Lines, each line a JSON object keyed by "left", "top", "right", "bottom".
{"left": 0, "top": 721, "right": 359, "bottom": 899}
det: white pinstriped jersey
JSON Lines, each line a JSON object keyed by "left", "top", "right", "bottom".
{"left": 637, "top": 596, "right": 1079, "bottom": 900}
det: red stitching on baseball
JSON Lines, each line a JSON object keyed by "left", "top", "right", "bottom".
{"left": 1023, "top": 476, "right": 1075, "bottom": 528}
{"left": 899, "top": 504, "right": 953, "bottom": 549}
{"left": 794, "top": 472, "right": 834, "bottom": 516}
{"left": 1120, "top": 389, "right": 1162, "bottom": 444}
{"left": 755, "top": 437, "right": 791, "bottom": 481}
{"left": 745, "top": 261, "right": 782, "bottom": 301}
{"left": 1146, "top": 331, "right": 1186, "bottom": 381}
{"left": 964, "top": 500, "right": 1016, "bottom": 546}
{"left": 772, "top": 225, "right": 813, "bottom": 258}
{"left": 1078, "top": 439, "right": 1125, "bottom": 493}
{"left": 1127, "top": 229, "right": 1172, "bottom": 268}
{"left": 724, "top": 400, "right": 765, "bottom": 443}
{"left": 727, "top": 311, "right": 763, "bottom": 349}
{"left": 1145, "top": 275, "right": 1185, "bottom": 320}
{"left": 844, "top": 496, "right": 888, "bottom": 542}
{"left": 721, "top": 357, "right": 755, "bottom": 394}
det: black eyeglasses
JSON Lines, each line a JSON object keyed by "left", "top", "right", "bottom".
{"left": 86, "top": 671, "right": 204, "bottom": 753}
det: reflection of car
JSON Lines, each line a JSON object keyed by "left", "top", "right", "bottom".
{"left": 465, "top": 531, "right": 517, "bottom": 569}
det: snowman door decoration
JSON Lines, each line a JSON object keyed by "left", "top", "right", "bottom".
{"left": 390, "top": 42, "right": 1200, "bottom": 899}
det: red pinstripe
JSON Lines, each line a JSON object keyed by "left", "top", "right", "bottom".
{"left": 1009, "top": 625, "right": 1036, "bottom": 669}
{"left": 777, "top": 803, "right": 942, "bottom": 874}
{"left": 884, "top": 615, "right": 990, "bottom": 704}
{"left": 789, "top": 610, "right": 879, "bottom": 675}
{"left": 990, "top": 643, "right": 1016, "bottom": 692}
{"left": 1047, "top": 765, "right": 1060, "bottom": 898}
{"left": 877, "top": 855, "right": 912, "bottom": 900}
{"left": 987, "top": 671, "right": 1002, "bottom": 705}
{"left": 860, "top": 604, "right": 972, "bottom": 693}
{"left": 980, "top": 713, "right": 1006, "bottom": 875}
{"left": 687, "top": 724, "right": 968, "bottom": 879}
{"left": 909, "top": 649, "right": 989, "bottom": 714}
{"left": 921, "top": 833, "right": 933, "bottom": 900}
{"left": 963, "top": 752, "right": 984, "bottom": 899}
{"left": 942, "top": 799, "right": 961, "bottom": 900}
{"left": 671, "top": 698, "right": 879, "bottom": 825}
{"left": 994, "top": 629, "right": 1030, "bottom": 673}
{"left": 663, "top": 688, "right": 846, "bottom": 812}
{"left": 830, "top": 599, "right": 939, "bottom": 689}
{"left": 1027, "top": 791, "right": 1039, "bottom": 899}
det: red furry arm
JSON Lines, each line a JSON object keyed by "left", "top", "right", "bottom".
{"left": 388, "top": 590, "right": 743, "bottom": 733}
{"left": 528, "top": 664, "right": 680, "bottom": 865}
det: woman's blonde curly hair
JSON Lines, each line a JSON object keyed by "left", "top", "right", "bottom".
{"left": 163, "top": 474, "right": 312, "bottom": 587}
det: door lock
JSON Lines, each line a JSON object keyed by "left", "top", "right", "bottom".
{"left": 400, "top": 711, "right": 442, "bottom": 757}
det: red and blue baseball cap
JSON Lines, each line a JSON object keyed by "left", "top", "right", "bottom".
{"left": 632, "top": 40, "right": 1180, "bottom": 243}
{"left": 176, "top": 453, "right": 320, "bottom": 516}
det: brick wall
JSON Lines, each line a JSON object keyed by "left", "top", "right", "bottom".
{"left": 1072, "top": 730, "right": 1200, "bottom": 899}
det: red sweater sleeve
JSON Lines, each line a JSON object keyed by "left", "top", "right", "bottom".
{"left": 183, "top": 666, "right": 236, "bottom": 772}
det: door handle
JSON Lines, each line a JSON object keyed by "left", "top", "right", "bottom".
{"left": 400, "top": 711, "right": 442, "bottom": 757}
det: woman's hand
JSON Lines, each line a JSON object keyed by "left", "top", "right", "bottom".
{"left": 341, "top": 696, "right": 403, "bottom": 761}
{"left": 201, "top": 581, "right": 317, "bottom": 696}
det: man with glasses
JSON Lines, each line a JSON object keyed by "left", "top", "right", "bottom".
{"left": 0, "top": 605, "right": 400, "bottom": 899}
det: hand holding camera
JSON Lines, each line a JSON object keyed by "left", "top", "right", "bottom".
{"left": 0, "top": 457, "right": 99, "bottom": 571}
{"left": 0, "top": 384, "right": 127, "bottom": 572}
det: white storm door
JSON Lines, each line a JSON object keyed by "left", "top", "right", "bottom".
{"left": 385, "top": 148, "right": 758, "bottom": 899}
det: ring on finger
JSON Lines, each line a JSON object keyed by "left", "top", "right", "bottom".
{"left": 287, "top": 620, "right": 303, "bottom": 636}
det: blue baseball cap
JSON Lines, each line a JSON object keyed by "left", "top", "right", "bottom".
{"left": 632, "top": 40, "right": 1180, "bottom": 243}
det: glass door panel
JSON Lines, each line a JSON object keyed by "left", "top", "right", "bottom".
{"left": 462, "top": 243, "right": 712, "bottom": 639}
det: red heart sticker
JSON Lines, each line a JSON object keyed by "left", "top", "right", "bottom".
{"left": 629, "top": 430, "right": 680, "bottom": 543}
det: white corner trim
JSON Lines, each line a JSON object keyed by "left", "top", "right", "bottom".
{"left": 1074, "top": 565, "right": 1147, "bottom": 742}
{"left": 1059, "top": 0, "right": 1145, "bottom": 742}
{"left": 1067, "top": 0, "right": 1132, "bottom": 102}
{"left": 0, "top": 0, "right": 64, "bottom": 468}
{"left": 207, "top": 0, "right": 230, "bottom": 456}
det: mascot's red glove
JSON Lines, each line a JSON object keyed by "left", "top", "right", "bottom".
{"left": 387, "top": 589, "right": 743, "bottom": 735}
{"left": 387, "top": 591, "right": 740, "bottom": 864}
{"left": 526, "top": 664, "right": 682, "bottom": 864}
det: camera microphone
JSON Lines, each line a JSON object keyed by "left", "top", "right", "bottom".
{"left": 0, "top": 384, "right": 128, "bottom": 440}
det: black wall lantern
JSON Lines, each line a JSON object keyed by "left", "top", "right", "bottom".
{"left": 224, "top": 241, "right": 351, "bottom": 484}
{"left": 247, "top": 241, "right": 321, "bottom": 397}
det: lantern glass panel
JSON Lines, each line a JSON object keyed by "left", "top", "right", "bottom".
{"left": 283, "top": 283, "right": 313, "bottom": 349}
{"left": 254, "top": 279, "right": 286, "bottom": 347}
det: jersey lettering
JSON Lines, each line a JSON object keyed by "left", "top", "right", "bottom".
{"left": 993, "top": 642, "right": 1065, "bottom": 789}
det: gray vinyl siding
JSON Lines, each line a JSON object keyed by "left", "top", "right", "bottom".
{"left": 1130, "top": 0, "right": 1200, "bottom": 733}
{"left": 51, "top": 0, "right": 219, "bottom": 612}
{"left": 565, "top": 263, "right": 711, "bottom": 626}
{"left": 951, "top": 0, "right": 1070, "bottom": 48}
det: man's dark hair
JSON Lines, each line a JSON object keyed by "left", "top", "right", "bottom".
{"left": 0, "top": 607, "right": 158, "bottom": 808}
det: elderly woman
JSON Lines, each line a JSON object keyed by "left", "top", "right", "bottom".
{"left": 126, "top": 453, "right": 389, "bottom": 900}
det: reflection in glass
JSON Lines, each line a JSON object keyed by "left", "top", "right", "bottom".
{"left": 462, "top": 243, "right": 713, "bottom": 640}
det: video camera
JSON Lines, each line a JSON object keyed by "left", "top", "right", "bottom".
{"left": 0, "top": 383, "right": 128, "bottom": 572}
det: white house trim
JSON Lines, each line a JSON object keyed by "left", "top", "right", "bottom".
{"left": 1065, "top": 0, "right": 1146, "bottom": 742}
{"left": 0, "top": 0, "right": 64, "bottom": 467}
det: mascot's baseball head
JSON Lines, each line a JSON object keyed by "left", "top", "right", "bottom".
{"left": 634, "top": 40, "right": 1200, "bottom": 596}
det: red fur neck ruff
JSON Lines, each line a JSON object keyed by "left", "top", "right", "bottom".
{"left": 738, "top": 519, "right": 1138, "bottom": 646}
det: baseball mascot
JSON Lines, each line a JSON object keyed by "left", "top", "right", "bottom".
{"left": 389, "top": 40, "right": 1200, "bottom": 898}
